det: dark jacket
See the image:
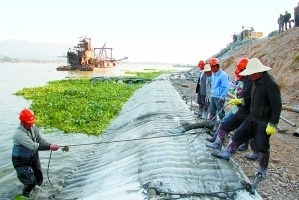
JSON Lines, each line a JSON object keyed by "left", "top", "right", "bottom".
{"left": 239, "top": 76, "right": 252, "bottom": 111}
{"left": 284, "top": 13, "right": 291, "bottom": 22}
{"left": 243, "top": 72, "right": 282, "bottom": 125}
{"left": 12, "top": 124, "right": 51, "bottom": 186}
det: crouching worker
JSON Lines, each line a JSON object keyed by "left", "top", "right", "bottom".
{"left": 12, "top": 108, "right": 59, "bottom": 198}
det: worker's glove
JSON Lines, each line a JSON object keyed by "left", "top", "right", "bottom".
{"left": 266, "top": 123, "right": 276, "bottom": 135}
{"left": 228, "top": 98, "right": 242, "bottom": 105}
{"left": 50, "top": 144, "right": 59, "bottom": 151}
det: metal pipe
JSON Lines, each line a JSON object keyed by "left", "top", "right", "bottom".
{"left": 147, "top": 182, "right": 157, "bottom": 200}
{"left": 282, "top": 105, "right": 299, "bottom": 113}
{"left": 280, "top": 116, "right": 296, "bottom": 127}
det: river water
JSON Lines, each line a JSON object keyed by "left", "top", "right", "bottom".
{"left": 0, "top": 63, "right": 187, "bottom": 199}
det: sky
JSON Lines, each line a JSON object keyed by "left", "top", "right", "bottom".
{"left": 0, "top": 0, "right": 297, "bottom": 64}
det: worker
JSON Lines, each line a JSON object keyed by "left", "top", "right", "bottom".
{"left": 195, "top": 60, "right": 209, "bottom": 119}
{"left": 206, "top": 58, "right": 257, "bottom": 159}
{"left": 211, "top": 58, "right": 282, "bottom": 193}
{"left": 208, "top": 58, "right": 229, "bottom": 122}
{"left": 284, "top": 10, "right": 292, "bottom": 30}
{"left": 12, "top": 108, "right": 59, "bottom": 198}
{"left": 278, "top": 14, "right": 285, "bottom": 32}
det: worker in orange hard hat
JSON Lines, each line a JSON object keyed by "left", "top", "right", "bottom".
{"left": 195, "top": 60, "right": 210, "bottom": 119}
{"left": 206, "top": 58, "right": 257, "bottom": 160}
{"left": 12, "top": 108, "right": 59, "bottom": 198}
{"left": 208, "top": 58, "right": 229, "bottom": 121}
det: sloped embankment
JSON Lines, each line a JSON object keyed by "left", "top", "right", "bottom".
{"left": 213, "top": 28, "right": 299, "bottom": 104}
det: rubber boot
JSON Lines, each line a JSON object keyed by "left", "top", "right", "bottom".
{"left": 197, "top": 107, "right": 203, "bottom": 118}
{"left": 206, "top": 128, "right": 227, "bottom": 150}
{"left": 250, "top": 162, "right": 268, "bottom": 194}
{"left": 237, "top": 142, "right": 248, "bottom": 151}
{"left": 205, "top": 124, "right": 220, "bottom": 142}
{"left": 245, "top": 153, "right": 258, "bottom": 160}
{"left": 200, "top": 106, "right": 208, "bottom": 120}
{"left": 245, "top": 139, "right": 258, "bottom": 160}
{"left": 211, "top": 140, "right": 237, "bottom": 161}
{"left": 208, "top": 114, "right": 216, "bottom": 121}
{"left": 22, "top": 184, "right": 35, "bottom": 197}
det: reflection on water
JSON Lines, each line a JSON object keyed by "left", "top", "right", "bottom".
{"left": 0, "top": 62, "right": 182, "bottom": 199}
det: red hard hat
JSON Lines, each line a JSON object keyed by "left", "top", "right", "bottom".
{"left": 197, "top": 60, "right": 205, "bottom": 70}
{"left": 235, "top": 58, "right": 249, "bottom": 80}
{"left": 209, "top": 58, "right": 219, "bottom": 66}
{"left": 19, "top": 108, "right": 36, "bottom": 123}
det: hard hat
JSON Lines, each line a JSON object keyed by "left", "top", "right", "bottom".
{"left": 197, "top": 60, "right": 205, "bottom": 70}
{"left": 209, "top": 58, "right": 219, "bottom": 66}
{"left": 19, "top": 108, "right": 36, "bottom": 123}
{"left": 235, "top": 58, "right": 249, "bottom": 80}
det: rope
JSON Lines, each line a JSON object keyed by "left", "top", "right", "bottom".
{"left": 47, "top": 150, "right": 54, "bottom": 186}
{"left": 46, "top": 127, "right": 211, "bottom": 185}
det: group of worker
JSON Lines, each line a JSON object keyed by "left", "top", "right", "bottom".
{"left": 278, "top": 3, "right": 299, "bottom": 32}
{"left": 195, "top": 57, "right": 282, "bottom": 193}
{"left": 11, "top": 57, "right": 282, "bottom": 198}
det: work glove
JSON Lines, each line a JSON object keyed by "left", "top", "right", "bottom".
{"left": 266, "top": 123, "right": 276, "bottom": 135}
{"left": 228, "top": 98, "right": 242, "bottom": 105}
{"left": 50, "top": 144, "right": 59, "bottom": 151}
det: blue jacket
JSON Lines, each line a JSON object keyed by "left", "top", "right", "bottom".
{"left": 210, "top": 69, "right": 229, "bottom": 100}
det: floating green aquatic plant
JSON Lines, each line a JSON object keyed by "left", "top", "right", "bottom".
{"left": 14, "top": 71, "right": 166, "bottom": 136}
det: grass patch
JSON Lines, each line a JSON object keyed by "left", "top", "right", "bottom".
{"left": 14, "top": 71, "right": 165, "bottom": 136}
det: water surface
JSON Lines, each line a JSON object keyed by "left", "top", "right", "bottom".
{"left": 0, "top": 62, "right": 179, "bottom": 199}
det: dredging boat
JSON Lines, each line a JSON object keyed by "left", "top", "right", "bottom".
{"left": 56, "top": 36, "right": 128, "bottom": 71}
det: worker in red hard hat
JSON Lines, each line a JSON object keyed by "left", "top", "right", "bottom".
{"left": 195, "top": 60, "right": 209, "bottom": 119}
{"left": 12, "top": 108, "right": 59, "bottom": 198}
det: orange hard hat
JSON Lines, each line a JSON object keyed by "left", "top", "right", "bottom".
{"left": 19, "top": 108, "right": 36, "bottom": 123}
{"left": 197, "top": 60, "right": 205, "bottom": 70}
{"left": 235, "top": 58, "right": 249, "bottom": 80}
{"left": 209, "top": 58, "right": 219, "bottom": 66}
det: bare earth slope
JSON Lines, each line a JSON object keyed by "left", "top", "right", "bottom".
{"left": 170, "top": 28, "right": 299, "bottom": 200}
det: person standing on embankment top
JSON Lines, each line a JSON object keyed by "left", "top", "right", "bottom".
{"left": 278, "top": 14, "right": 285, "bottom": 32}
{"left": 195, "top": 60, "right": 209, "bottom": 119}
{"left": 295, "top": 2, "right": 299, "bottom": 27}
{"left": 284, "top": 10, "right": 292, "bottom": 30}
{"left": 12, "top": 108, "right": 59, "bottom": 198}
{"left": 212, "top": 58, "right": 282, "bottom": 193}
{"left": 208, "top": 58, "right": 229, "bottom": 121}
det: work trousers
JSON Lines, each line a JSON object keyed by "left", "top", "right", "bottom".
{"left": 209, "top": 97, "right": 225, "bottom": 120}
{"left": 232, "top": 115, "right": 270, "bottom": 155}
{"left": 197, "top": 94, "right": 208, "bottom": 110}
{"left": 284, "top": 21, "right": 291, "bottom": 30}
{"left": 295, "top": 15, "right": 299, "bottom": 27}
{"left": 278, "top": 23, "right": 284, "bottom": 32}
{"left": 221, "top": 108, "right": 250, "bottom": 132}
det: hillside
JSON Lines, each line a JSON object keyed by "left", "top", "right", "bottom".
{"left": 0, "top": 39, "right": 72, "bottom": 60}
{"left": 215, "top": 28, "right": 299, "bottom": 105}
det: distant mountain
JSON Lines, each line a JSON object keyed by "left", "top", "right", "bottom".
{"left": 0, "top": 39, "right": 72, "bottom": 60}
